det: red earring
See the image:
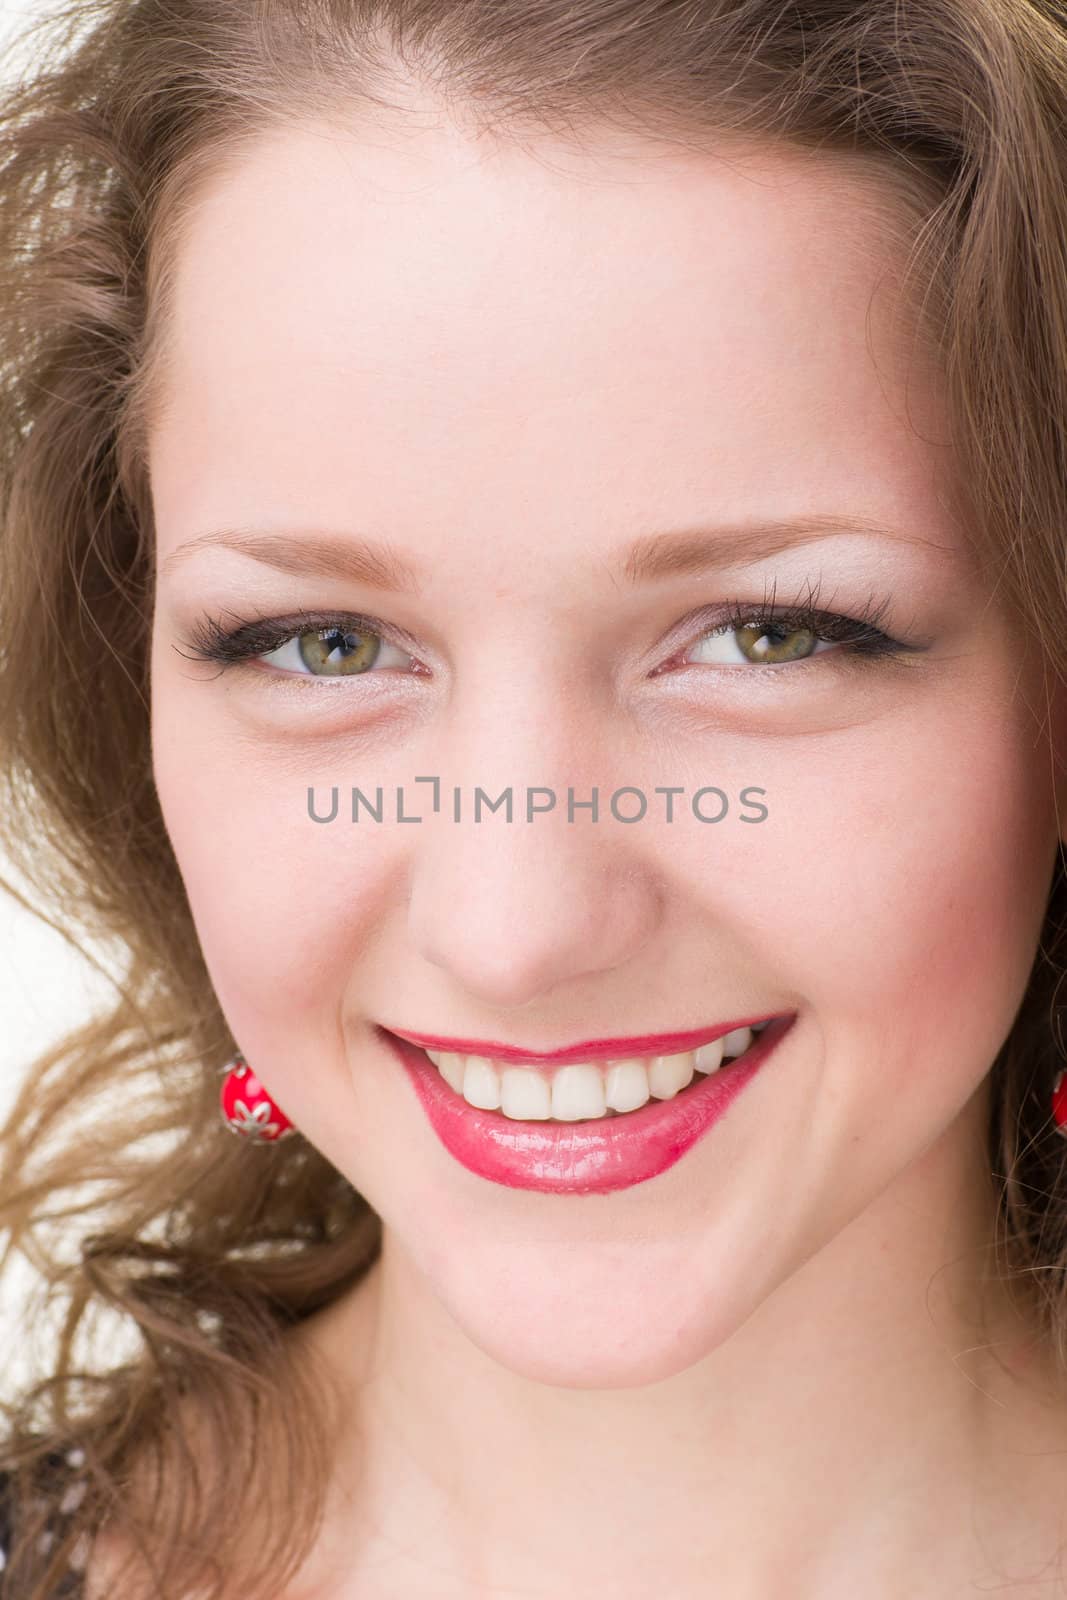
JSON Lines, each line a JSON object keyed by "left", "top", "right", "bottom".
{"left": 219, "top": 1054, "right": 296, "bottom": 1142}
{"left": 1052, "top": 1070, "right": 1067, "bottom": 1135}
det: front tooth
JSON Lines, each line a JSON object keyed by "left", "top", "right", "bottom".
{"left": 720, "top": 1026, "right": 752, "bottom": 1059}
{"left": 500, "top": 1067, "right": 552, "bottom": 1120}
{"left": 604, "top": 1059, "right": 651, "bottom": 1113}
{"left": 551, "top": 1064, "right": 607, "bottom": 1121}
{"left": 462, "top": 1054, "right": 501, "bottom": 1109}
{"left": 694, "top": 1037, "right": 724, "bottom": 1074}
{"left": 647, "top": 1050, "right": 696, "bottom": 1099}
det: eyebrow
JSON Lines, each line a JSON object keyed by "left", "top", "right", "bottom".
{"left": 619, "top": 513, "right": 939, "bottom": 583}
{"left": 158, "top": 525, "right": 422, "bottom": 592}
{"left": 158, "top": 513, "right": 938, "bottom": 592}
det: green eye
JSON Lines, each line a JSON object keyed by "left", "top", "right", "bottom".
{"left": 670, "top": 593, "right": 926, "bottom": 672}
{"left": 276, "top": 626, "right": 386, "bottom": 676}
{"left": 688, "top": 620, "right": 832, "bottom": 666}
{"left": 260, "top": 623, "right": 411, "bottom": 677}
{"left": 176, "top": 607, "right": 423, "bottom": 678}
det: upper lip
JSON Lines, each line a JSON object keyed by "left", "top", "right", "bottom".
{"left": 380, "top": 1016, "right": 783, "bottom": 1066}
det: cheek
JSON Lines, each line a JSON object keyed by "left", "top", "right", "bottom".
{"left": 737, "top": 691, "right": 1057, "bottom": 1129}
{"left": 150, "top": 701, "right": 398, "bottom": 1075}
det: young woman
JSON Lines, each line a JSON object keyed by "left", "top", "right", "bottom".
{"left": 4, "top": 1, "right": 1067, "bottom": 1595}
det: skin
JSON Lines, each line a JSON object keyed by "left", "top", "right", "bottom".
{"left": 134, "top": 101, "right": 1067, "bottom": 1597}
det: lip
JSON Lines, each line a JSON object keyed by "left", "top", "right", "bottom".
{"left": 383, "top": 1016, "right": 779, "bottom": 1067}
{"left": 378, "top": 1013, "right": 797, "bottom": 1196}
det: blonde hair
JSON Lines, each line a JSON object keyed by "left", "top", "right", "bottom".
{"left": 4, "top": 1, "right": 1067, "bottom": 1594}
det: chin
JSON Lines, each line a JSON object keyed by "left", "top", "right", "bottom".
{"left": 429, "top": 1243, "right": 764, "bottom": 1390}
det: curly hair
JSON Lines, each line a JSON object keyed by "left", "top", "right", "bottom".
{"left": 4, "top": 1, "right": 1067, "bottom": 1594}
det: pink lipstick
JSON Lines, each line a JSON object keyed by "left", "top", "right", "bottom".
{"left": 378, "top": 1012, "right": 796, "bottom": 1196}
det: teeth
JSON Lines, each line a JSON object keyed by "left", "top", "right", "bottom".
{"left": 694, "top": 1036, "right": 725, "bottom": 1074}
{"left": 720, "top": 1025, "right": 753, "bottom": 1058}
{"left": 425, "top": 1023, "right": 767, "bottom": 1123}
{"left": 500, "top": 1065, "right": 552, "bottom": 1120}
{"left": 604, "top": 1059, "right": 651, "bottom": 1114}
{"left": 550, "top": 1063, "right": 607, "bottom": 1121}
{"left": 426, "top": 1048, "right": 465, "bottom": 1093}
{"left": 647, "top": 1050, "right": 695, "bottom": 1100}
{"left": 462, "top": 1054, "right": 502, "bottom": 1110}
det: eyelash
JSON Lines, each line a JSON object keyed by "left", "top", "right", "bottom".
{"left": 662, "top": 584, "right": 922, "bottom": 672}
{"left": 174, "top": 606, "right": 417, "bottom": 670}
{"left": 173, "top": 584, "right": 922, "bottom": 680}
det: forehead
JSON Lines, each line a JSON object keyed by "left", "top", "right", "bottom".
{"left": 147, "top": 114, "right": 947, "bottom": 564}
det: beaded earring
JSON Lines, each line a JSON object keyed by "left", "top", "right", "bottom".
{"left": 218, "top": 1053, "right": 296, "bottom": 1142}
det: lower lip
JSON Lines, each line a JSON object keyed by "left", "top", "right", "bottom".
{"left": 381, "top": 1015, "right": 795, "bottom": 1195}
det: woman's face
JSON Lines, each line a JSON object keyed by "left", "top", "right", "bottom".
{"left": 149, "top": 112, "right": 1065, "bottom": 1385}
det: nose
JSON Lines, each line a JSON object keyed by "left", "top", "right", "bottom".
{"left": 406, "top": 779, "right": 666, "bottom": 1013}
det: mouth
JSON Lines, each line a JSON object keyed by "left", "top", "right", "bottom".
{"left": 388, "top": 1017, "right": 775, "bottom": 1123}
{"left": 378, "top": 1013, "right": 796, "bottom": 1195}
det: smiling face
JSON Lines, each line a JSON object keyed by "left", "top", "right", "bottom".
{"left": 148, "top": 109, "right": 1064, "bottom": 1386}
